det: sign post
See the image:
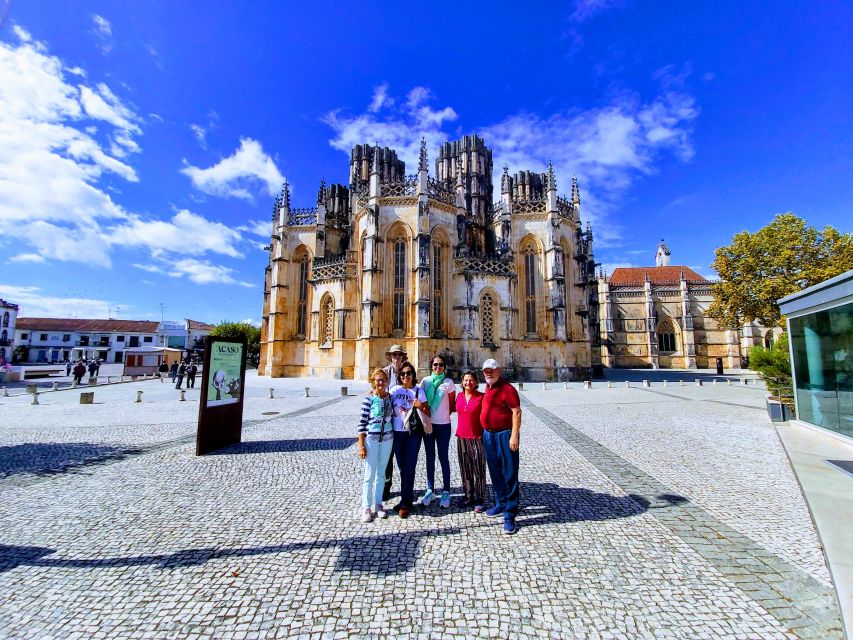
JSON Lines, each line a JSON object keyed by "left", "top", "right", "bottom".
{"left": 196, "top": 336, "right": 247, "bottom": 455}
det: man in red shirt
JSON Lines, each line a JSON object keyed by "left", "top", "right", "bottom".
{"left": 480, "top": 358, "right": 522, "bottom": 534}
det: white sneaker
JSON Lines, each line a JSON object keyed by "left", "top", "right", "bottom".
{"left": 439, "top": 491, "right": 451, "bottom": 509}
{"left": 361, "top": 508, "right": 374, "bottom": 523}
{"left": 375, "top": 504, "right": 388, "bottom": 519}
{"left": 420, "top": 489, "right": 435, "bottom": 506}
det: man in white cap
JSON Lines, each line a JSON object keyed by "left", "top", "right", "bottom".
{"left": 382, "top": 345, "right": 407, "bottom": 500}
{"left": 480, "top": 358, "right": 522, "bottom": 534}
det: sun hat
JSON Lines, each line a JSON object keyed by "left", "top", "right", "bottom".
{"left": 482, "top": 358, "right": 500, "bottom": 370}
{"left": 385, "top": 344, "right": 407, "bottom": 361}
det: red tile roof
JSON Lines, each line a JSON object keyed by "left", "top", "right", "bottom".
{"left": 15, "top": 318, "right": 159, "bottom": 333}
{"left": 187, "top": 319, "right": 215, "bottom": 331}
{"left": 609, "top": 266, "right": 709, "bottom": 286}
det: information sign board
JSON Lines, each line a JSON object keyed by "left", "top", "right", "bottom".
{"left": 196, "top": 336, "right": 247, "bottom": 455}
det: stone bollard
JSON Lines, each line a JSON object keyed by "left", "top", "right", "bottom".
{"left": 132, "top": 376, "right": 138, "bottom": 382}
{"left": 269, "top": 388, "right": 275, "bottom": 399}
{"left": 583, "top": 380, "right": 591, "bottom": 389}
{"left": 52, "top": 382, "right": 59, "bottom": 391}
{"left": 727, "top": 379, "right": 732, "bottom": 386}
{"left": 88, "top": 376, "right": 97, "bottom": 386}
{"left": 642, "top": 380, "right": 650, "bottom": 387}
{"left": 607, "top": 381, "right": 613, "bottom": 389}
{"left": 695, "top": 379, "right": 703, "bottom": 386}
{"left": 742, "top": 378, "right": 749, "bottom": 385}
{"left": 179, "top": 390, "right": 186, "bottom": 401}
{"left": 625, "top": 381, "right": 630, "bottom": 388}
{"left": 26, "top": 383, "right": 37, "bottom": 394}
{"left": 135, "top": 390, "right": 143, "bottom": 403}
{"left": 72, "top": 380, "right": 78, "bottom": 388}
{"left": 518, "top": 383, "right": 524, "bottom": 390}
{"left": 107, "top": 376, "right": 112, "bottom": 384}
{"left": 79, "top": 392, "right": 94, "bottom": 405}
{"left": 564, "top": 382, "right": 569, "bottom": 390}
{"left": 713, "top": 379, "right": 718, "bottom": 386}
{"left": 31, "top": 392, "right": 40, "bottom": 405}
{"left": 341, "top": 386, "right": 348, "bottom": 397}
{"left": 543, "top": 383, "right": 547, "bottom": 390}
{"left": 2, "top": 386, "right": 8, "bottom": 397}
{"left": 679, "top": 380, "right": 684, "bottom": 386}
{"left": 304, "top": 387, "right": 310, "bottom": 397}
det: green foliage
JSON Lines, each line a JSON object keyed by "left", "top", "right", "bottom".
{"left": 708, "top": 213, "right": 853, "bottom": 328}
{"left": 210, "top": 322, "right": 261, "bottom": 364}
{"left": 749, "top": 333, "right": 792, "bottom": 392}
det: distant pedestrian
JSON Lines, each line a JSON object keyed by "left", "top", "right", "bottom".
{"left": 169, "top": 362, "right": 178, "bottom": 383}
{"left": 187, "top": 363, "right": 198, "bottom": 388}
{"left": 455, "top": 371, "right": 487, "bottom": 512}
{"left": 87, "top": 360, "right": 97, "bottom": 378}
{"left": 65, "top": 360, "right": 72, "bottom": 376}
{"left": 175, "top": 362, "right": 186, "bottom": 389}
{"left": 73, "top": 361, "right": 86, "bottom": 385}
{"left": 158, "top": 362, "right": 168, "bottom": 378}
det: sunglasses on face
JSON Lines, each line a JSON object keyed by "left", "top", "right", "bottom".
{"left": 432, "top": 363, "right": 445, "bottom": 368}
{"left": 400, "top": 371, "right": 414, "bottom": 377}
{"left": 483, "top": 368, "right": 497, "bottom": 374}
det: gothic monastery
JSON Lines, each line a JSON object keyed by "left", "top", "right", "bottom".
{"left": 259, "top": 136, "right": 601, "bottom": 381}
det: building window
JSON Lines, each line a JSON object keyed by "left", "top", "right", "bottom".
{"left": 481, "top": 293, "right": 496, "bottom": 344}
{"left": 432, "top": 243, "right": 443, "bottom": 335}
{"left": 658, "top": 320, "right": 677, "bottom": 352}
{"left": 40, "top": 334, "right": 48, "bottom": 341}
{"left": 116, "top": 335, "right": 125, "bottom": 342}
{"left": 143, "top": 336, "right": 153, "bottom": 343}
{"left": 62, "top": 334, "right": 70, "bottom": 342}
{"left": 763, "top": 331, "right": 774, "bottom": 349}
{"left": 2, "top": 312, "right": 8, "bottom": 327}
{"left": 393, "top": 238, "right": 406, "bottom": 332}
{"left": 523, "top": 246, "right": 538, "bottom": 335}
{"left": 297, "top": 253, "right": 309, "bottom": 337}
{"left": 320, "top": 294, "right": 334, "bottom": 346}
{"left": 21, "top": 333, "right": 28, "bottom": 340}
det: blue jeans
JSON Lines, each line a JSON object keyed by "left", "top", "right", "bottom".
{"left": 393, "top": 430, "right": 423, "bottom": 507}
{"left": 422, "top": 422, "right": 451, "bottom": 493}
{"left": 361, "top": 435, "right": 394, "bottom": 509}
{"left": 482, "top": 429, "right": 519, "bottom": 518}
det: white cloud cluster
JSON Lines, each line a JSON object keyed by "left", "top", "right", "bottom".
{"left": 133, "top": 257, "right": 254, "bottom": 287}
{"left": 0, "top": 284, "right": 120, "bottom": 318}
{"left": 181, "top": 137, "right": 284, "bottom": 200}
{"left": 91, "top": 15, "right": 113, "bottom": 54}
{"left": 571, "top": 0, "right": 623, "bottom": 22}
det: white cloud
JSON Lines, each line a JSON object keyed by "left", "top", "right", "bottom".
{"left": 9, "top": 253, "right": 46, "bottom": 263}
{"left": 92, "top": 15, "right": 113, "bottom": 54}
{"left": 0, "top": 284, "right": 119, "bottom": 318}
{"left": 237, "top": 219, "right": 272, "bottom": 238}
{"left": 368, "top": 83, "right": 392, "bottom": 112}
{"left": 134, "top": 257, "right": 255, "bottom": 287}
{"left": 110, "top": 208, "right": 244, "bottom": 258}
{"left": 190, "top": 123, "right": 207, "bottom": 147}
{"left": 181, "top": 138, "right": 284, "bottom": 200}
{"left": 571, "top": 0, "right": 623, "bottom": 22}
{"left": 79, "top": 83, "right": 140, "bottom": 134}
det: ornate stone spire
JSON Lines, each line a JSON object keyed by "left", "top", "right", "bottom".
{"left": 571, "top": 176, "right": 580, "bottom": 206}
{"left": 371, "top": 145, "right": 380, "bottom": 175}
{"left": 418, "top": 137, "right": 428, "bottom": 173}
{"left": 455, "top": 155, "right": 464, "bottom": 189}
{"left": 656, "top": 239, "right": 671, "bottom": 267}
{"left": 501, "top": 164, "right": 510, "bottom": 193}
{"left": 316, "top": 178, "right": 327, "bottom": 205}
{"left": 546, "top": 160, "right": 557, "bottom": 191}
{"left": 281, "top": 179, "right": 291, "bottom": 210}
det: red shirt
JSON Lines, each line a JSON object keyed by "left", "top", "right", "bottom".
{"left": 455, "top": 391, "right": 484, "bottom": 439}
{"left": 481, "top": 378, "right": 520, "bottom": 431}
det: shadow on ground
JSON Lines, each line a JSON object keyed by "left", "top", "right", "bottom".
{"left": 209, "top": 438, "right": 354, "bottom": 455}
{"left": 0, "top": 443, "right": 141, "bottom": 479}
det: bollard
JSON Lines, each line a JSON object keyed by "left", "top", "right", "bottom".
{"left": 713, "top": 379, "right": 718, "bottom": 386}
{"left": 52, "top": 382, "right": 59, "bottom": 391}
{"left": 742, "top": 379, "right": 749, "bottom": 385}
{"left": 135, "top": 390, "right": 143, "bottom": 403}
{"left": 79, "top": 392, "right": 94, "bottom": 405}
{"left": 107, "top": 376, "right": 112, "bottom": 384}
{"left": 132, "top": 376, "right": 138, "bottom": 382}
{"left": 542, "top": 383, "right": 547, "bottom": 390}
{"left": 88, "top": 376, "right": 97, "bottom": 386}
{"left": 583, "top": 380, "right": 591, "bottom": 389}
{"left": 304, "top": 387, "right": 310, "bottom": 397}
{"left": 26, "top": 383, "right": 37, "bottom": 394}
{"left": 695, "top": 379, "right": 703, "bottom": 386}
{"left": 31, "top": 392, "right": 40, "bottom": 405}
{"left": 269, "top": 388, "right": 275, "bottom": 399}
{"left": 179, "top": 390, "right": 186, "bottom": 401}
{"left": 727, "top": 379, "right": 732, "bottom": 386}
{"left": 340, "top": 386, "right": 348, "bottom": 397}
{"left": 518, "top": 383, "right": 524, "bottom": 390}
{"left": 679, "top": 380, "right": 684, "bottom": 386}
{"left": 72, "top": 380, "right": 78, "bottom": 388}
{"left": 625, "top": 381, "right": 630, "bottom": 388}
{"left": 2, "top": 386, "right": 8, "bottom": 397}
{"left": 564, "top": 382, "right": 569, "bottom": 390}
{"left": 607, "top": 381, "right": 613, "bottom": 389}
{"left": 642, "top": 380, "right": 650, "bottom": 387}
{"left": 663, "top": 380, "right": 668, "bottom": 387}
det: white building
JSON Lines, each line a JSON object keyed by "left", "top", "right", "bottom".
{"left": 0, "top": 298, "right": 18, "bottom": 363}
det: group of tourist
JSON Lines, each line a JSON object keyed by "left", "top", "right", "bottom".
{"left": 357, "top": 345, "right": 522, "bottom": 535}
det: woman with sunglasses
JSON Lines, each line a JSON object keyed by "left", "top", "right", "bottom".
{"left": 419, "top": 354, "right": 457, "bottom": 509}
{"left": 389, "top": 361, "right": 430, "bottom": 519}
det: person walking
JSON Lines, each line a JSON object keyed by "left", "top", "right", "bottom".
{"left": 455, "top": 371, "right": 487, "bottom": 512}
{"left": 73, "top": 361, "right": 86, "bottom": 385}
{"left": 480, "top": 358, "right": 522, "bottom": 535}
{"left": 419, "top": 354, "right": 456, "bottom": 509}
{"left": 158, "top": 362, "right": 168, "bottom": 378}
{"left": 169, "top": 362, "right": 178, "bottom": 384}
{"left": 357, "top": 369, "right": 396, "bottom": 522}
{"left": 381, "top": 345, "right": 407, "bottom": 501}
{"left": 175, "top": 362, "right": 186, "bottom": 389}
{"left": 87, "top": 360, "right": 97, "bottom": 379}
{"left": 187, "top": 362, "right": 198, "bottom": 388}
{"left": 389, "top": 361, "right": 430, "bottom": 519}
{"left": 65, "top": 360, "right": 72, "bottom": 376}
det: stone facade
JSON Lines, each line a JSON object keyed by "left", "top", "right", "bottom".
{"left": 597, "top": 242, "right": 781, "bottom": 369}
{"left": 259, "top": 136, "right": 601, "bottom": 381}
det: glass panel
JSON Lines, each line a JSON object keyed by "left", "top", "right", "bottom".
{"left": 790, "top": 301, "right": 853, "bottom": 438}
{"left": 393, "top": 240, "right": 406, "bottom": 331}
{"left": 432, "top": 244, "right": 442, "bottom": 334}
{"left": 297, "top": 256, "right": 309, "bottom": 336}
{"left": 525, "top": 252, "right": 536, "bottom": 334}
{"left": 482, "top": 294, "right": 494, "bottom": 343}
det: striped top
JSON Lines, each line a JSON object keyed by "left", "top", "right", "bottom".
{"left": 358, "top": 392, "right": 394, "bottom": 437}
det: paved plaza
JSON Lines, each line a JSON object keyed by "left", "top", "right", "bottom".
{"left": 0, "top": 372, "right": 845, "bottom": 639}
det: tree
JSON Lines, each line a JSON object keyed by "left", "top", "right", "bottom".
{"left": 708, "top": 213, "right": 853, "bottom": 328}
{"left": 210, "top": 321, "right": 262, "bottom": 365}
{"left": 749, "top": 333, "right": 792, "bottom": 393}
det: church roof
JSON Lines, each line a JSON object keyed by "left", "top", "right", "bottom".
{"left": 609, "top": 266, "right": 709, "bottom": 286}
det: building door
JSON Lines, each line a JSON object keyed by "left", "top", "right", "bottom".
{"left": 114, "top": 351, "right": 123, "bottom": 363}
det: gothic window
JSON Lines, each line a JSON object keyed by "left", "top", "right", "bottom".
{"left": 763, "top": 331, "right": 774, "bottom": 349}
{"left": 320, "top": 294, "right": 334, "bottom": 346}
{"left": 432, "top": 243, "right": 443, "bottom": 335}
{"left": 2, "top": 312, "right": 8, "bottom": 327}
{"left": 658, "top": 319, "right": 677, "bottom": 352}
{"left": 360, "top": 233, "right": 368, "bottom": 270}
{"left": 522, "top": 244, "right": 539, "bottom": 335}
{"left": 393, "top": 238, "right": 406, "bottom": 332}
{"left": 296, "top": 253, "right": 310, "bottom": 337}
{"left": 481, "top": 292, "right": 496, "bottom": 344}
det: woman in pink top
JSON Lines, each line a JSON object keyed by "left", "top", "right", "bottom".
{"left": 455, "top": 370, "right": 487, "bottom": 512}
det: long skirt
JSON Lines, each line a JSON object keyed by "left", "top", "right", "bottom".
{"left": 456, "top": 436, "right": 487, "bottom": 503}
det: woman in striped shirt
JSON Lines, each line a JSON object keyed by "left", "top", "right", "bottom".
{"left": 357, "top": 368, "right": 395, "bottom": 522}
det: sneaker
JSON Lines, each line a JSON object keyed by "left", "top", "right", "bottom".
{"left": 419, "top": 489, "right": 435, "bottom": 506}
{"left": 398, "top": 507, "right": 409, "bottom": 519}
{"left": 473, "top": 504, "right": 485, "bottom": 513}
{"left": 361, "top": 508, "right": 374, "bottom": 523}
{"left": 439, "top": 491, "right": 451, "bottom": 509}
{"left": 375, "top": 504, "right": 388, "bottom": 519}
{"left": 485, "top": 505, "right": 505, "bottom": 518}
{"left": 502, "top": 519, "right": 518, "bottom": 535}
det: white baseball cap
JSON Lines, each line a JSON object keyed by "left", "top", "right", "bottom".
{"left": 482, "top": 358, "right": 500, "bottom": 370}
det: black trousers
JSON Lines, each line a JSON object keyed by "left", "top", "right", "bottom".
{"left": 383, "top": 448, "right": 394, "bottom": 501}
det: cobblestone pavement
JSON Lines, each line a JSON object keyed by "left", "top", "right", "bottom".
{"left": 0, "top": 376, "right": 843, "bottom": 639}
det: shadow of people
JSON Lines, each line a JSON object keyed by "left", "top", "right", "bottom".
{"left": 208, "top": 438, "right": 354, "bottom": 456}
{"left": 0, "top": 443, "right": 140, "bottom": 479}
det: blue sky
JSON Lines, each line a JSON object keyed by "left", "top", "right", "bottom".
{"left": 1, "top": 0, "right": 850, "bottom": 323}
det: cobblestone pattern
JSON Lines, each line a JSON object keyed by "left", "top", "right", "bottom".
{"left": 0, "top": 390, "right": 840, "bottom": 639}
{"left": 523, "top": 398, "right": 843, "bottom": 639}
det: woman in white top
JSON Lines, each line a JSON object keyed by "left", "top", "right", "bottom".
{"left": 389, "top": 361, "right": 430, "bottom": 519}
{"left": 419, "top": 354, "right": 457, "bottom": 508}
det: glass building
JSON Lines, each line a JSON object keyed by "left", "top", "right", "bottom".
{"left": 778, "top": 269, "right": 853, "bottom": 440}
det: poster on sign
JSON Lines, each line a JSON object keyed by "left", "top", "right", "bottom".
{"left": 196, "top": 336, "right": 247, "bottom": 455}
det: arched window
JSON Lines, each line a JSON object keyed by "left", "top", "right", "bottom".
{"left": 481, "top": 292, "right": 496, "bottom": 345}
{"left": 763, "top": 331, "right": 774, "bottom": 349}
{"left": 393, "top": 237, "right": 407, "bottom": 332}
{"left": 521, "top": 242, "right": 540, "bottom": 335}
{"left": 320, "top": 294, "right": 334, "bottom": 346}
{"left": 432, "top": 242, "right": 443, "bottom": 335}
{"left": 1, "top": 330, "right": 6, "bottom": 341}
{"left": 2, "top": 312, "right": 8, "bottom": 327}
{"left": 296, "top": 253, "right": 310, "bottom": 337}
{"left": 658, "top": 319, "right": 677, "bottom": 352}
{"left": 360, "top": 232, "right": 368, "bottom": 270}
